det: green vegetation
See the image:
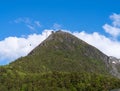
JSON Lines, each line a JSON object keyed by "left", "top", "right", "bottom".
{"left": 0, "top": 68, "right": 120, "bottom": 91}
{"left": 0, "top": 31, "right": 120, "bottom": 91}
{"left": 10, "top": 31, "right": 109, "bottom": 74}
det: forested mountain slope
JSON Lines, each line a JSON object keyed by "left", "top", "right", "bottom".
{"left": 0, "top": 31, "right": 120, "bottom": 91}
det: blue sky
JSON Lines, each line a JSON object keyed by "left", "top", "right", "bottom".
{"left": 0, "top": 0, "right": 120, "bottom": 65}
{"left": 0, "top": 0, "right": 120, "bottom": 39}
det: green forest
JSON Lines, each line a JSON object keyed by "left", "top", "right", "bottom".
{"left": 0, "top": 67, "right": 120, "bottom": 91}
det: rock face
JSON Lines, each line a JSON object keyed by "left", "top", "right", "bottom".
{"left": 108, "top": 56, "right": 120, "bottom": 79}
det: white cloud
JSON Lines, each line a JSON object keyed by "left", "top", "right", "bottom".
{"left": 1, "top": 14, "right": 120, "bottom": 65}
{"left": 103, "top": 24, "right": 120, "bottom": 37}
{"left": 103, "top": 13, "right": 120, "bottom": 37}
{"left": 34, "top": 21, "right": 41, "bottom": 27}
{"left": 14, "top": 17, "right": 42, "bottom": 31}
{"left": 14, "top": 17, "right": 31, "bottom": 24}
{"left": 72, "top": 31, "right": 120, "bottom": 58}
{"left": 0, "top": 30, "right": 52, "bottom": 65}
{"left": 110, "top": 13, "right": 120, "bottom": 27}
{"left": 52, "top": 23, "right": 62, "bottom": 30}
{"left": 1, "top": 29, "right": 120, "bottom": 65}
{"left": 73, "top": 13, "right": 120, "bottom": 58}
{"left": 26, "top": 25, "right": 35, "bottom": 30}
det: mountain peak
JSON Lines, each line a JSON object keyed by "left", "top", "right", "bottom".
{"left": 28, "top": 30, "right": 88, "bottom": 55}
{"left": 10, "top": 30, "right": 110, "bottom": 75}
{"left": 1, "top": 30, "right": 120, "bottom": 90}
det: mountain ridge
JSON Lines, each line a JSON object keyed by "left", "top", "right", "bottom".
{"left": 10, "top": 30, "right": 110, "bottom": 74}
{"left": 0, "top": 30, "right": 120, "bottom": 91}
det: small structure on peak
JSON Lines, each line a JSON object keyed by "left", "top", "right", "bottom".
{"left": 56, "top": 30, "right": 62, "bottom": 32}
{"left": 51, "top": 31, "right": 54, "bottom": 34}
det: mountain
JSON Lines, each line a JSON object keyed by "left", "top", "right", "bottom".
{"left": 0, "top": 30, "right": 120, "bottom": 91}
{"left": 10, "top": 30, "right": 109, "bottom": 73}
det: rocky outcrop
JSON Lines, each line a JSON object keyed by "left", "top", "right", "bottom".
{"left": 108, "top": 56, "right": 120, "bottom": 79}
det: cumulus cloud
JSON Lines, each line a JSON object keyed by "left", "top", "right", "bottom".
{"left": 0, "top": 30, "right": 52, "bottom": 65}
{"left": 0, "top": 29, "right": 120, "bottom": 65}
{"left": 14, "top": 17, "right": 42, "bottom": 31}
{"left": 74, "top": 13, "right": 120, "bottom": 58}
{"left": 103, "top": 24, "right": 120, "bottom": 37}
{"left": 72, "top": 31, "right": 120, "bottom": 58}
{"left": 103, "top": 13, "right": 120, "bottom": 37}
